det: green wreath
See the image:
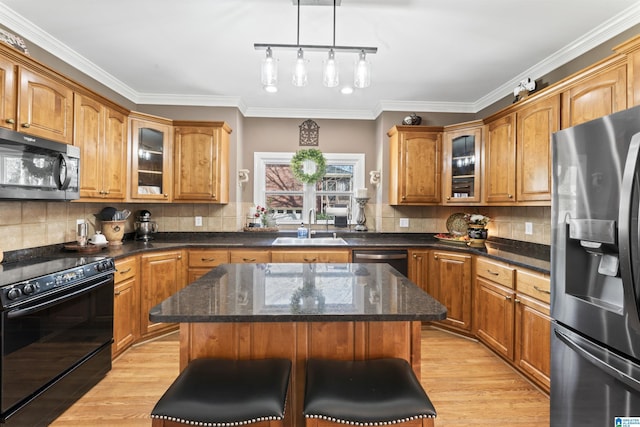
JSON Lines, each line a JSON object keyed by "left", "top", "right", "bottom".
{"left": 291, "top": 149, "right": 326, "bottom": 184}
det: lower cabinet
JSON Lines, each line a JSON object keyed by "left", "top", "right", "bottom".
{"left": 473, "top": 257, "right": 551, "bottom": 392}
{"left": 113, "top": 256, "right": 139, "bottom": 358}
{"left": 229, "top": 249, "right": 271, "bottom": 263}
{"left": 187, "top": 249, "right": 229, "bottom": 282}
{"left": 140, "top": 250, "right": 186, "bottom": 338}
{"left": 429, "top": 250, "right": 472, "bottom": 333}
{"left": 271, "top": 250, "right": 350, "bottom": 263}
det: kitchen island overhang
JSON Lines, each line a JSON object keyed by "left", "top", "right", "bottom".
{"left": 150, "top": 263, "right": 447, "bottom": 427}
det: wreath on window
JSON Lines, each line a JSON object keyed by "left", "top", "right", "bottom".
{"left": 290, "top": 149, "right": 326, "bottom": 184}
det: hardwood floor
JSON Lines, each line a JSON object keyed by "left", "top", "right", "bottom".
{"left": 51, "top": 327, "right": 549, "bottom": 426}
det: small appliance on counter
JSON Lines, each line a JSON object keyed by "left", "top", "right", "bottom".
{"left": 135, "top": 210, "right": 158, "bottom": 241}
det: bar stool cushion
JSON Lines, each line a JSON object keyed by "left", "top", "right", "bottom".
{"left": 304, "top": 358, "right": 436, "bottom": 425}
{"left": 151, "top": 358, "right": 291, "bottom": 426}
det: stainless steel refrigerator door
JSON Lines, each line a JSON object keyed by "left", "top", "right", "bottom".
{"left": 552, "top": 105, "right": 640, "bottom": 359}
{"left": 551, "top": 323, "right": 640, "bottom": 426}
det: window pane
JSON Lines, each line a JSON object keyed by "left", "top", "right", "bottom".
{"left": 266, "top": 164, "right": 303, "bottom": 191}
{"left": 317, "top": 164, "right": 353, "bottom": 192}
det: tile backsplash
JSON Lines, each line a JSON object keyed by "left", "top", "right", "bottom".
{"left": 0, "top": 200, "right": 550, "bottom": 261}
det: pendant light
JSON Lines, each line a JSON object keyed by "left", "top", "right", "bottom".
{"left": 354, "top": 50, "right": 371, "bottom": 89}
{"left": 323, "top": 49, "right": 339, "bottom": 87}
{"left": 261, "top": 47, "right": 278, "bottom": 93}
{"left": 292, "top": 48, "right": 308, "bottom": 87}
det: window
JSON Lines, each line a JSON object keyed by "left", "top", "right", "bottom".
{"left": 254, "top": 152, "right": 365, "bottom": 225}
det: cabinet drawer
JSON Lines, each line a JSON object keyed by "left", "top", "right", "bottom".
{"left": 476, "top": 258, "right": 514, "bottom": 288}
{"left": 229, "top": 250, "right": 271, "bottom": 263}
{"left": 188, "top": 249, "right": 229, "bottom": 268}
{"left": 271, "top": 250, "right": 350, "bottom": 263}
{"left": 115, "top": 256, "right": 137, "bottom": 284}
{"left": 516, "top": 269, "right": 551, "bottom": 304}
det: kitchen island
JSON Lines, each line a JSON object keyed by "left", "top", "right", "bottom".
{"left": 150, "top": 262, "right": 446, "bottom": 427}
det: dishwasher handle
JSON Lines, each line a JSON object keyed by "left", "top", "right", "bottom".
{"left": 353, "top": 253, "right": 408, "bottom": 261}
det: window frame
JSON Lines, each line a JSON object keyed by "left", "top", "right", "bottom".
{"left": 253, "top": 152, "right": 365, "bottom": 225}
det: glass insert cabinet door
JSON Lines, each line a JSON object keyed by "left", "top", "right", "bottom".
{"left": 130, "top": 117, "right": 172, "bottom": 200}
{"left": 443, "top": 122, "right": 483, "bottom": 204}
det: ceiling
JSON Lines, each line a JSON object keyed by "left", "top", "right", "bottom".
{"left": 0, "top": 0, "right": 639, "bottom": 120}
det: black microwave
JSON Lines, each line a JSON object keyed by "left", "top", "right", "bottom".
{"left": 0, "top": 128, "right": 79, "bottom": 200}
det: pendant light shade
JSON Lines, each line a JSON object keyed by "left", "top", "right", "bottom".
{"left": 323, "top": 49, "right": 339, "bottom": 88}
{"left": 292, "top": 48, "right": 308, "bottom": 87}
{"left": 354, "top": 50, "right": 371, "bottom": 89}
{"left": 261, "top": 47, "right": 278, "bottom": 92}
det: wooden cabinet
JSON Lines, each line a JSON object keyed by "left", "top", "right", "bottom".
{"left": 483, "top": 113, "right": 516, "bottom": 204}
{"left": 17, "top": 67, "right": 74, "bottom": 144}
{"left": 173, "top": 122, "right": 231, "bottom": 203}
{"left": 187, "top": 249, "right": 229, "bottom": 282}
{"left": 474, "top": 258, "right": 516, "bottom": 359}
{"left": 428, "top": 250, "right": 473, "bottom": 333}
{"left": 561, "top": 61, "right": 627, "bottom": 128}
{"left": 140, "top": 250, "right": 186, "bottom": 337}
{"left": 74, "top": 93, "right": 128, "bottom": 200}
{"left": 229, "top": 249, "right": 271, "bottom": 263}
{"left": 271, "top": 250, "right": 350, "bottom": 263}
{"left": 0, "top": 56, "right": 15, "bottom": 130}
{"left": 388, "top": 126, "right": 442, "bottom": 205}
{"left": 473, "top": 257, "right": 550, "bottom": 391}
{"left": 113, "top": 256, "right": 139, "bottom": 358}
{"left": 408, "top": 249, "right": 429, "bottom": 292}
{"left": 514, "top": 269, "right": 551, "bottom": 393}
{"left": 442, "top": 121, "right": 483, "bottom": 204}
{"left": 129, "top": 113, "right": 173, "bottom": 201}
{"left": 515, "top": 95, "right": 559, "bottom": 203}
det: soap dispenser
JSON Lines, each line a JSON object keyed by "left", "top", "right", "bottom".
{"left": 297, "top": 223, "right": 308, "bottom": 238}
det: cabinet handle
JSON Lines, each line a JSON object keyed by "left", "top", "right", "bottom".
{"left": 114, "top": 291, "right": 121, "bottom": 296}
{"left": 5, "top": 118, "right": 14, "bottom": 124}
{"left": 243, "top": 258, "right": 257, "bottom": 262}
{"left": 487, "top": 269, "right": 499, "bottom": 276}
{"left": 118, "top": 268, "right": 132, "bottom": 274}
{"left": 534, "top": 285, "right": 551, "bottom": 295}
{"left": 303, "top": 257, "right": 317, "bottom": 262}
{"left": 21, "top": 123, "right": 30, "bottom": 128}
{"left": 202, "top": 258, "right": 216, "bottom": 262}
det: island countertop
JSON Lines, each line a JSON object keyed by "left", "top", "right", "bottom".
{"left": 149, "top": 262, "right": 447, "bottom": 323}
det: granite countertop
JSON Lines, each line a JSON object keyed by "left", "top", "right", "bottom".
{"left": 2, "top": 232, "right": 551, "bottom": 274}
{"left": 149, "top": 262, "right": 447, "bottom": 323}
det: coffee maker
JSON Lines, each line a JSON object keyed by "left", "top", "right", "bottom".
{"left": 135, "top": 209, "right": 158, "bottom": 241}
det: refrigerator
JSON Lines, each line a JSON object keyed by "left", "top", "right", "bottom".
{"left": 551, "top": 105, "right": 640, "bottom": 425}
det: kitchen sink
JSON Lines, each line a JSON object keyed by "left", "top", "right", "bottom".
{"left": 271, "top": 237, "right": 348, "bottom": 246}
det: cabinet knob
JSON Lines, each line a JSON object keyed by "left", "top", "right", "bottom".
{"left": 446, "top": 196, "right": 451, "bottom": 200}
{"left": 515, "top": 298, "right": 521, "bottom": 304}
{"left": 508, "top": 194, "right": 513, "bottom": 199}
{"left": 5, "top": 118, "right": 14, "bottom": 124}
{"left": 212, "top": 193, "right": 216, "bottom": 199}
{"left": 21, "top": 123, "right": 30, "bottom": 128}
{"left": 413, "top": 254, "right": 417, "bottom": 259}
{"left": 163, "top": 194, "right": 169, "bottom": 198}
{"left": 177, "top": 255, "right": 182, "bottom": 260}
{"left": 505, "top": 295, "right": 512, "bottom": 301}
{"left": 434, "top": 255, "right": 439, "bottom": 260}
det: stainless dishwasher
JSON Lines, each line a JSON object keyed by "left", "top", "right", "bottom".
{"left": 352, "top": 249, "right": 408, "bottom": 277}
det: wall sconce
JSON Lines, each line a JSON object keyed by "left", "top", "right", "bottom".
{"left": 369, "top": 171, "right": 381, "bottom": 186}
{"left": 238, "top": 169, "right": 250, "bottom": 187}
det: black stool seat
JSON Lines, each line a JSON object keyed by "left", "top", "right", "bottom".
{"left": 151, "top": 358, "right": 291, "bottom": 427}
{"left": 303, "top": 358, "right": 436, "bottom": 426}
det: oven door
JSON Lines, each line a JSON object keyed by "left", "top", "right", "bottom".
{"left": 1, "top": 274, "right": 113, "bottom": 416}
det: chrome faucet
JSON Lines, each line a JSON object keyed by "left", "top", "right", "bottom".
{"left": 308, "top": 208, "right": 315, "bottom": 237}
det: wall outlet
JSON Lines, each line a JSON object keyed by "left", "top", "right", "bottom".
{"left": 399, "top": 218, "right": 409, "bottom": 228}
{"left": 195, "top": 216, "right": 203, "bottom": 227}
{"left": 525, "top": 222, "right": 533, "bottom": 235}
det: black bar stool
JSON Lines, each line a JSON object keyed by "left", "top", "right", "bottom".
{"left": 151, "top": 358, "right": 291, "bottom": 427}
{"left": 303, "top": 358, "right": 436, "bottom": 427}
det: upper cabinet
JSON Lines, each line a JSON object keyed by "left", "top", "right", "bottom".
{"left": 173, "top": 122, "right": 231, "bottom": 203}
{"left": 0, "top": 56, "right": 16, "bottom": 130}
{"left": 442, "top": 121, "right": 483, "bottom": 204}
{"left": 388, "top": 125, "right": 442, "bottom": 205}
{"left": 483, "top": 113, "right": 516, "bottom": 204}
{"left": 17, "top": 67, "right": 74, "bottom": 144}
{"left": 129, "top": 113, "right": 173, "bottom": 201}
{"left": 560, "top": 59, "right": 627, "bottom": 128}
{"left": 74, "top": 93, "right": 128, "bottom": 200}
{"left": 515, "top": 94, "right": 559, "bottom": 203}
